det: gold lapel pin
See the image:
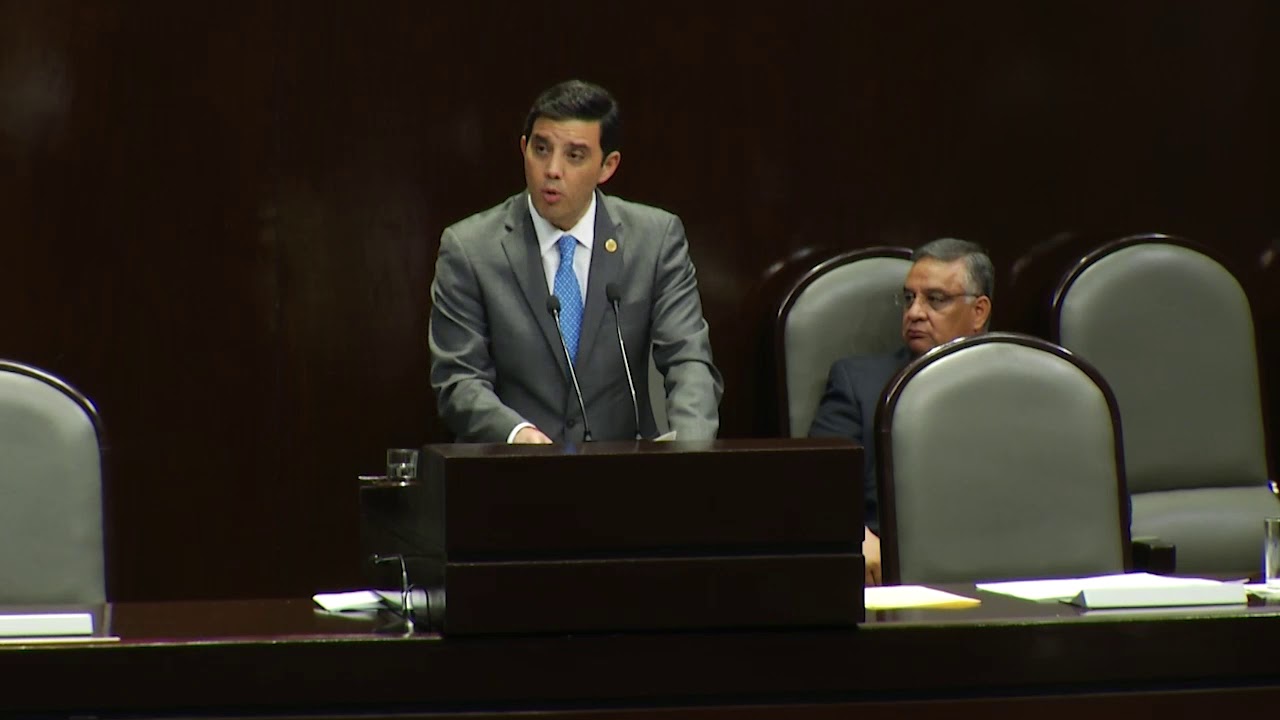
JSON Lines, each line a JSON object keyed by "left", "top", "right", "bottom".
{"left": 605, "top": 238, "right": 618, "bottom": 253}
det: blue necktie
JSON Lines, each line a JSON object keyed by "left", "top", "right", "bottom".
{"left": 553, "top": 234, "right": 583, "bottom": 362}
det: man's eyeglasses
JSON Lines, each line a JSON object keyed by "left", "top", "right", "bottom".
{"left": 895, "top": 290, "right": 979, "bottom": 312}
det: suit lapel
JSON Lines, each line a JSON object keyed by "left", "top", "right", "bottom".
{"left": 578, "top": 192, "right": 623, "bottom": 369}
{"left": 500, "top": 195, "right": 568, "bottom": 377}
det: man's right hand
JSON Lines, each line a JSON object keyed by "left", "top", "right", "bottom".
{"left": 513, "top": 426, "right": 553, "bottom": 444}
{"left": 863, "top": 526, "right": 882, "bottom": 586}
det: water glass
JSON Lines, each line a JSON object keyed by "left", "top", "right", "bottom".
{"left": 386, "top": 448, "right": 419, "bottom": 484}
{"left": 1266, "top": 517, "right": 1280, "bottom": 589}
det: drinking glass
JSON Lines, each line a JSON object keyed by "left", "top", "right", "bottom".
{"left": 1265, "top": 517, "right": 1280, "bottom": 589}
{"left": 386, "top": 448, "right": 419, "bottom": 485}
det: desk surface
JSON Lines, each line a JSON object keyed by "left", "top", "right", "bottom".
{"left": 4, "top": 587, "right": 1280, "bottom": 718}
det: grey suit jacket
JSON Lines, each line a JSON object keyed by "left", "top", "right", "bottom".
{"left": 807, "top": 346, "right": 914, "bottom": 534}
{"left": 429, "top": 191, "right": 723, "bottom": 443}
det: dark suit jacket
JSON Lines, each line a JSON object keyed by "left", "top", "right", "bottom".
{"left": 429, "top": 191, "right": 723, "bottom": 443}
{"left": 807, "top": 346, "right": 913, "bottom": 533}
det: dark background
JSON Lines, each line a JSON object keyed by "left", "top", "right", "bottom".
{"left": 2, "top": 0, "right": 1276, "bottom": 601}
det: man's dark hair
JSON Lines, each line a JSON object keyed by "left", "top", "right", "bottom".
{"left": 913, "top": 237, "right": 995, "bottom": 299}
{"left": 522, "top": 79, "right": 622, "bottom": 159}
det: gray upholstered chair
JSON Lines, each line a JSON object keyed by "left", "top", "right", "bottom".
{"left": 1052, "top": 234, "right": 1279, "bottom": 576}
{"left": 877, "top": 333, "right": 1131, "bottom": 585}
{"left": 0, "top": 360, "right": 107, "bottom": 604}
{"left": 775, "top": 247, "right": 912, "bottom": 437}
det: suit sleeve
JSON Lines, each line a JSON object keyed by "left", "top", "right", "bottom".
{"left": 808, "top": 360, "right": 879, "bottom": 533}
{"left": 428, "top": 227, "right": 525, "bottom": 442}
{"left": 649, "top": 215, "right": 724, "bottom": 440}
{"left": 807, "top": 362, "right": 862, "bottom": 440}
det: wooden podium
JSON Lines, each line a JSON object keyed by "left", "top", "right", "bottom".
{"left": 359, "top": 438, "right": 863, "bottom": 635}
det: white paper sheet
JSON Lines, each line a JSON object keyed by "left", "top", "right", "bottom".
{"left": 865, "top": 585, "right": 981, "bottom": 610}
{"left": 312, "top": 590, "right": 391, "bottom": 612}
{"left": 1245, "top": 583, "right": 1280, "bottom": 598}
{"left": 975, "top": 572, "right": 1225, "bottom": 602}
{"left": 0, "top": 635, "right": 119, "bottom": 645}
{"left": 0, "top": 612, "right": 93, "bottom": 637}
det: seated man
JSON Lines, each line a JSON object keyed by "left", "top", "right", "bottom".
{"left": 808, "top": 238, "right": 993, "bottom": 585}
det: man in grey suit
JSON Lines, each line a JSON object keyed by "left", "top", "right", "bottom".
{"left": 429, "top": 80, "right": 723, "bottom": 444}
{"left": 809, "top": 238, "right": 993, "bottom": 584}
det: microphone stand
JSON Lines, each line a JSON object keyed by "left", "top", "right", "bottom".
{"left": 606, "top": 283, "right": 643, "bottom": 440}
{"left": 546, "top": 296, "right": 593, "bottom": 442}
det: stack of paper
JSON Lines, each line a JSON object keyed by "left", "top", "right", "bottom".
{"left": 864, "top": 585, "right": 981, "bottom": 610}
{"left": 1244, "top": 584, "right": 1280, "bottom": 598}
{"left": 313, "top": 590, "right": 390, "bottom": 612}
{"left": 0, "top": 613, "right": 93, "bottom": 637}
{"left": 0, "top": 612, "right": 117, "bottom": 645}
{"left": 976, "top": 572, "right": 1247, "bottom": 609}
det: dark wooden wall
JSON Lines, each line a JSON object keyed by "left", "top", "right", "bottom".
{"left": 2, "top": 0, "right": 1276, "bottom": 601}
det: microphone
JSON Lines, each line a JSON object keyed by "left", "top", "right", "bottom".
{"left": 606, "top": 283, "right": 643, "bottom": 440}
{"left": 546, "top": 296, "right": 593, "bottom": 442}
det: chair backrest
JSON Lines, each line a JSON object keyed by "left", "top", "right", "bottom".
{"left": 776, "top": 247, "right": 912, "bottom": 437}
{"left": 0, "top": 360, "right": 107, "bottom": 604}
{"left": 1051, "top": 234, "right": 1277, "bottom": 575}
{"left": 877, "top": 333, "right": 1130, "bottom": 585}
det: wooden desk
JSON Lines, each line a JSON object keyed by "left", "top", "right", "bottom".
{"left": 3, "top": 589, "right": 1280, "bottom": 718}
